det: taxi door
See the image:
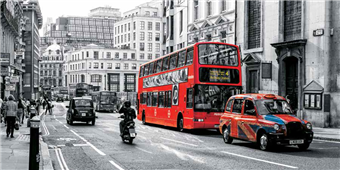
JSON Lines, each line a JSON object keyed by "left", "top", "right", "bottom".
{"left": 230, "top": 99, "right": 244, "bottom": 137}
{"left": 239, "top": 99, "right": 258, "bottom": 142}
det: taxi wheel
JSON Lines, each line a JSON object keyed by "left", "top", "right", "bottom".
{"left": 69, "top": 117, "right": 74, "bottom": 125}
{"left": 259, "top": 133, "right": 271, "bottom": 151}
{"left": 223, "top": 127, "right": 233, "bottom": 144}
{"left": 298, "top": 143, "right": 310, "bottom": 151}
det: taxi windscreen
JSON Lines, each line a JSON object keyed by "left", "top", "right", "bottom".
{"left": 255, "top": 100, "right": 293, "bottom": 115}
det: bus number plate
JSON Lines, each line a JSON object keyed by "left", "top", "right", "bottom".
{"left": 82, "top": 113, "right": 86, "bottom": 116}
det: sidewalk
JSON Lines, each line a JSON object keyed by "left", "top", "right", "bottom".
{"left": 313, "top": 127, "right": 340, "bottom": 141}
{"left": 0, "top": 106, "right": 53, "bottom": 170}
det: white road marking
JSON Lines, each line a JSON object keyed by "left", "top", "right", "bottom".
{"left": 160, "top": 137, "right": 198, "bottom": 147}
{"left": 42, "top": 121, "right": 50, "bottom": 136}
{"left": 73, "top": 144, "right": 90, "bottom": 147}
{"left": 109, "top": 160, "right": 125, "bottom": 170}
{"left": 63, "top": 124, "right": 69, "bottom": 129}
{"left": 221, "top": 151, "right": 298, "bottom": 169}
{"left": 57, "top": 145, "right": 65, "bottom": 147}
{"left": 51, "top": 125, "right": 57, "bottom": 130}
{"left": 314, "top": 147, "right": 339, "bottom": 150}
{"left": 57, "top": 148, "right": 69, "bottom": 170}
{"left": 314, "top": 139, "right": 340, "bottom": 144}
{"left": 54, "top": 147, "right": 64, "bottom": 170}
{"left": 136, "top": 147, "right": 153, "bottom": 154}
{"left": 159, "top": 144, "right": 204, "bottom": 163}
{"left": 70, "top": 130, "right": 106, "bottom": 156}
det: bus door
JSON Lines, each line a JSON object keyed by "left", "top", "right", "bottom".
{"left": 185, "top": 88, "right": 194, "bottom": 129}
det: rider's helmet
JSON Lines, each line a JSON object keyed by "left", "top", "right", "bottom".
{"left": 124, "top": 101, "right": 131, "bottom": 108}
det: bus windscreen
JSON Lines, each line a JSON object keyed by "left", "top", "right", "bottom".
{"left": 198, "top": 44, "right": 238, "bottom": 66}
{"left": 199, "top": 68, "right": 239, "bottom": 83}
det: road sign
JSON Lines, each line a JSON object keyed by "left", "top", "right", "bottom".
{"left": 0, "top": 53, "right": 10, "bottom": 66}
{"left": 0, "top": 66, "right": 9, "bottom": 76}
{"left": 10, "top": 76, "right": 19, "bottom": 83}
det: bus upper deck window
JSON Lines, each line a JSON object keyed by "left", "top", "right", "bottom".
{"left": 156, "top": 59, "right": 162, "bottom": 73}
{"left": 149, "top": 62, "right": 155, "bottom": 74}
{"left": 144, "top": 64, "right": 149, "bottom": 76}
{"left": 162, "top": 56, "right": 170, "bottom": 71}
{"left": 186, "top": 47, "right": 193, "bottom": 65}
{"left": 140, "top": 66, "right": 144, "bottom": 77}
{"left": 169, "top": 53, "right": 178, "bottom": 70}
{"left": 178, "top": 50, "right": 186, "bottom": 67}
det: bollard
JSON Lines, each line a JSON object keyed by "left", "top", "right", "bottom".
{"left": 29, "top": 116, "right": 40, "bottom": 170}
{"left": 27, "top": 107, "right": 37, "bottom": 127}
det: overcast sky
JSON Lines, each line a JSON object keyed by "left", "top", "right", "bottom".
{"left": 39, "top": 0, "right": 155, "bottom": 33}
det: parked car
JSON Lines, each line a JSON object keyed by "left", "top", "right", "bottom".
{"left": 56, "top": 97, "right": 64, "bottom": 102}
{"left": 66, "top": 97, "right": 96, "bottom": 125}
{"left": 219, "top": 94, "right": 313, "bottom": 151}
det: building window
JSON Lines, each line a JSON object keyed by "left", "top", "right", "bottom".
{"left": 91, "top": 74, "right": 102, "bottom": 82}
{"left": 153, "top": 12, "right": 157, "bottom": 16}
{"left": 115, "top": 63, "right": 120, "bottom": 69}
{"left": 131, "top": 53, "right": 136, "bottom": 59}
{"left": 148, "top": 32, "right": 152, "bottom": 41}
{"left": 82, "top": 63, "right": 85, "bottom": 69}
{"left": 94, "top": 62, "right": 99, "bottom": 69}
{"left": 148, "top": 43, "right": 152, "bottom": 52}
{"left": 155, "top": 43, "right": 160, "bottom": 52}
{"left": 115, "top": 52, "right": 119, "bottom": 58}
{"left": 155, "top": 33, "right": 160, "bottom": 41}
{"left": 284, "top": 0, "right": 302, "bottom": 41}
{"left": 133, "top": 32, "right": 136, "bottom": 40}
{"left": 132, "top": 63, "right": 137, "bottom": 70}
{"left": 156, "top": 54, "right": 160, "bottom": 58}
{"left": 148, "top": 22, "right": 152, "bottom": 30}
{"left": 101, "top": 63, "right": 103, "bottom": 69}
{"left": 140, "top": 21, "right": 145, "bottom": 30}
{"left": 94, "top": 51, "right": 99, "bottom": 59}
{"left": 194, "top": 0, "right": 199, "bottom": 20}
{"left": 133, "top": 22, "right": 136, "bottom": 30}
{"left": 140, "top": 53, "right": 145, "bottom": 59}
{"left": 140, "top": 43, "right": 145, "bottom": 51}
{"left": 148, "top": 53, "right": 152, "bottom": 59}
{"left": 89, "top": 62, "right": 91, "bottom": 69}
{"left": 106, "top": 52, "right": 111, "bottom": 58}
{"left": 128, "top": 34, "right": 130, "bottom": 41}
{"left": 124, "top": 63, "right": 129, "bottom": 70}
{"left": 108, "top": 74, "right": 120, "bottom": 92}
{"left": 140, "top": 32, "right": 145, "bottom": 41}
{"left": 124, "top": 74, "right": 136, "bottom": 92}
{"left": 180, "top": 10, "right": 183, "bottom": 34}
{"left": 222, "top": 0, "right": 226, "bottom": 11}
{"left": 123, "top": 53, "right": 127, "bottom": 59}
{"left": 248, "top": 0, "right": 261, "bottom": 49}
{"left": 107, "top": 63, "right": 112, "bottom": 69}
{"left": 156, "top": 22, "right": 160, "bottom": 31}
{"left": 207, "top": 1, "right": 212, "bottom": 16}
{"left": 128, "top": 23, "right": 130, "bottom": 31}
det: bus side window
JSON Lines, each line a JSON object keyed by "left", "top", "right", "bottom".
{"left": 162, "top": 56, "right": 170, "bottom": 71}
{"left": 140, "top": 93, "right": 143, "bottom": 104}
{"left": 156, "top": 59, "right": 162, "bottom": 73}
{"left": 178, "top": 50, "right": 186, "bottom": 68}
{"left": 144, "top": 64, "right": 150, "bottom": 76}
{"left": 168, "top": 90, "right": 172, "bottom": 108}
{"left": 169, "top": 53, "right": 178, "bottom": 70}
{"left": 152, "top": 92, "right": 158, "bottom": 107}
{"left": 149, "top": 62, "right": 155, "bottom": 75}
{"left": 186, "top": 47, "right": 194, "bottom": 65}
{"left": 158, "top": 91, "right": 164, "bottom": 108}
{"left": 147, "top": 92, "right": 152, "bottom": 106}
{"left": 186, "top": 88, "right": 193, "bottom": 108}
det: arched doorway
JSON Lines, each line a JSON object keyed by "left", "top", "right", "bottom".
{"left": 284, "top": 57, "right": 298, "bottom": 111}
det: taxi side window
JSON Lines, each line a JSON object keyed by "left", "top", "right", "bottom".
{"left": 232, "top": 99, "right": 244, "bottom": 114}
{"left": 244, "top": 100, "right": 256, "bottom": 116}
{"left": 225, "top": 99, "right": 233, "bottom": 112}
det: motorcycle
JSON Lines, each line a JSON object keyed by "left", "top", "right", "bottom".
{"left": 119, "top": 115, "right": 137, "bottom": 144}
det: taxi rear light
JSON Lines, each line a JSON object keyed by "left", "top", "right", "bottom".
{"left": 264, "top": 94, "right": 276, "bottom": 99}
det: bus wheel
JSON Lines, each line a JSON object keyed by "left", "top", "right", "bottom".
{"left": 142, "top": 113, "right": 146, "bottom": 125}
{"left": 177, "top": 116, "right": 184, "bottom": 132}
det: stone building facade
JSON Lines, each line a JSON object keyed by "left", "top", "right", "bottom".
{"left": 236, "top": 0, "right": 340, "bottom": 127}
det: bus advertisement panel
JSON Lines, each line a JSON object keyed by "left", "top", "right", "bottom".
{"left": 137, "top": 42, "right": 242, "bottom": 131}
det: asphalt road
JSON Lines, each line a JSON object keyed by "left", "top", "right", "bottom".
{"left": 41, "top": 102, "right": 340, "bottom": 170}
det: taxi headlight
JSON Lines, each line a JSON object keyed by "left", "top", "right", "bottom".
{"left": 306, "top": 123, "right": 312, "bottom": 130}
{"left": 274, "top": 124, "right": 279, "bottom": 131}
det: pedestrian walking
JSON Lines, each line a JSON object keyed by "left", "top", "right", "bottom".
{"left": 45, "top": 99, "right": 53, "bottom": 115}
{"left": 17, "top": 98, "right": 24, "bottom": 126}
{"left": 2, "top": 97, "right": 8, "bottom": 125}
{"left": 5, "top": 95, "right": 18, "bottom": 138}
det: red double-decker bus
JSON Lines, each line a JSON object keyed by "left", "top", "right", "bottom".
{"left": 137, "top": 42, "right": 242, "bottom": 131}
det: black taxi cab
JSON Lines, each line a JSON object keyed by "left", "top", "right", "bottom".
{"left": 66, "top": 97, "right": 96, "bottom": 125}
{"left": 219, "top": 94, "right": 313, "bottom": 151}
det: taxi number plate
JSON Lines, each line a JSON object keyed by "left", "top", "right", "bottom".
{"left": 289, "top": 140, "right": 304, "bottom": 144}
{"left": 82, "top": 113, "right": 86, "bottom": 116}
{"left": 130, "top": 133, "right": 136, "bottom": 137}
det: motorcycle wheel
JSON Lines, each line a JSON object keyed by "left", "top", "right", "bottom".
{"left": 128, "top": 138, "right": 133, "bottom": 144}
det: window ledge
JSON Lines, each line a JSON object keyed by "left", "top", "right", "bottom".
{"left": 243, "top": 47, "right": 263, "bottom": 54}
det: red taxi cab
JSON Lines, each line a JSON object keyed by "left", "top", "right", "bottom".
{"left": 219, "top": 94, "right": 313, "bottom": 151}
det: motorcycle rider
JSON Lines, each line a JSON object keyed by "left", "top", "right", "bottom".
{"left": 118, "top": 101, "right": 136, "bottom": 136}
